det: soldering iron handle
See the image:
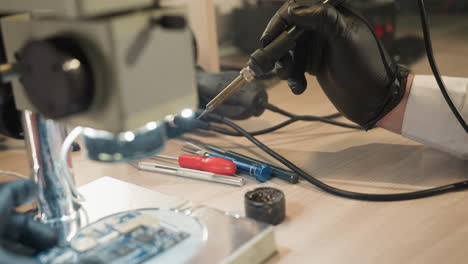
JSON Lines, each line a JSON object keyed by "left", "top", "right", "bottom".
{"left": 248, "top": 0, "right": 347, "bottom": 77}
{"left": 247, "top": 26, "right": 305, "bottom": 76}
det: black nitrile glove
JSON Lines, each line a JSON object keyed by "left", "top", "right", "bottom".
{"left": 197, "top": 69, "right": 268, "bottom": 120}
{"left": 261, "top": 0, "right": 409, "bottom": 129}
{"left": 0, "top": 180, "right": 58, "bottom": 264}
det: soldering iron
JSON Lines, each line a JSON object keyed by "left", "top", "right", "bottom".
{"left": 198, "top": 0, "right": 348, "bottom": 120}
{"left": 199, "top": 0, "right": 468, "bottom": 134}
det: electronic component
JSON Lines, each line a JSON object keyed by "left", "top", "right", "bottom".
{"left": 113, "top": 214, "right": 160, "bottom": 234}
{"left": 37, "top": 205, "right": 277, "bottom": 264}
{"left": 36, "top": 210, "right": 191, "bottom": 264}
{"left": 71, "top": 237, "right": 98, "bottom": 253}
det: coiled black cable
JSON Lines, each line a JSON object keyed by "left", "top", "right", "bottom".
{"left": 207, "top": 114, "right": 468, "bottom": 201}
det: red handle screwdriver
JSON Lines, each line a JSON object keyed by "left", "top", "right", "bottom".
{"left": 153, "top": 154, "right": 237, "bottom": 176}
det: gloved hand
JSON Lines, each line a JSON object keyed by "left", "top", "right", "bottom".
{"left": 197, "top": 69, "right": 268, "bottom": 120}
{"left": 0, "top": 180, "right": 58, "bottom": 264}
{"left": 261, "top": 0, "right": 410, "bottom": 129}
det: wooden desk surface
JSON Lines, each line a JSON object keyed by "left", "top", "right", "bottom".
{"left": 1, "top": 18, "right": 467, "bottom": 264}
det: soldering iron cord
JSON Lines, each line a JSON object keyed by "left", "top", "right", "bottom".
{"left": 264, "top": 103, "right": 342, "bottom": 120}
{"left": 416, "top": 0, "right": 468, "bottom": 133}
{"left": 209, "top": 104, "right": 362, "bottom": 137}
{"left": 210, "top": 115, "right": 468, "bottom": 201}
{"left": 210, "top": 116, "right": 359, "bottom": 137}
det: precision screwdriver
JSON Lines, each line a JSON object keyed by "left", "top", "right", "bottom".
{"left": 198, "top": 0, "right": 347, "bottom": 119}
{"left": 137, "top": 162, "right": 245, "bottom": 187}
{"left": 182, "top": 143, "right": 272, "bottom": 183}
{"left": 203, "top": 144, "right": 300, "bottom": 184}
{"left": 153, "top": 154, "right": 237, "bottom": 176}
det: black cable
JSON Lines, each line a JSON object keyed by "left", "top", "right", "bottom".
{"left": 265, "top": 103, "right": 356, "bottom": 127}
{"left": 417, "top": 0, "right": 468, "bottom": 133}
{"left": 210, "top": 119, "right": 297, "bottom": 136}
{"left": 208, "top": 114, "right": 468, "bottom": 201}
{"left": 210, "top": 114, "right": 362, "bottom": 137}
{"left": 264, "top": 103, "right": 296, "bottom": 118}
{"left": 265, "top": 103, "right": 342, "bottom": 119}
{"left": 207, "top": 104, "right": 362, "bottom": 137}
{"left": 321, "top": 112, "right": 342, "bottom": 119}
{"left": 266, "top": 103, "right": 362, "bottom": 129}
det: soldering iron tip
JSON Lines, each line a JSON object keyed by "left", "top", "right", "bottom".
{"left": 197, "top": 110, "right": 210, "bottom": 120}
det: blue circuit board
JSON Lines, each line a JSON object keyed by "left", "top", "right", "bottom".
{"left": 36, "top": 211, "right": 190, "bottom": 264}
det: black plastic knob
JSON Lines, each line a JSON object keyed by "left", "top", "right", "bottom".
{"left": 17, "top": 37, "right": 94, "bottom": 119}
{"left": 245, "top": 187, "right": 286, "bottom": 225}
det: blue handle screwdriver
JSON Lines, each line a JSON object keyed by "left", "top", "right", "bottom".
{"left": 182, "top": 144, "right": 271, "bottom": 183}
{"left": 208, "top": 152, "right": 271, "bottom": 183}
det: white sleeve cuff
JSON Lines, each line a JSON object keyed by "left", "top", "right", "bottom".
{"left": 402, "top": 75, "right": 468, "bottom": 159}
